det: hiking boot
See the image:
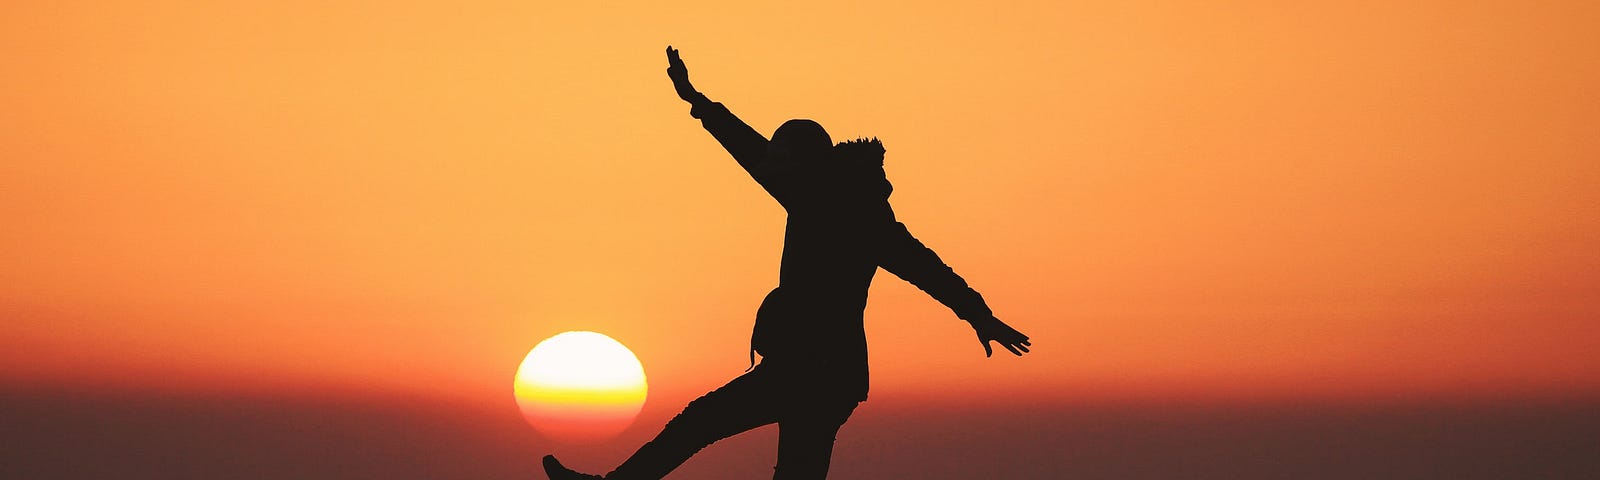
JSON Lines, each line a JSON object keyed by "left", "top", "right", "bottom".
{"left": 543, "top": 455, "right": 604, "bottom": 480}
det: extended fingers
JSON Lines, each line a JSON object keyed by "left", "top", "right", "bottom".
{"left": 1005, "top": 333, "right": 1030, "bottom": 355}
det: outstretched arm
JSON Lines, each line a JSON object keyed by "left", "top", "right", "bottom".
{"left": 666, "top": 46, "right": 788, "bottom": 204}
{"left": 878, "top": 221, "right": 1031, "bottom": 357}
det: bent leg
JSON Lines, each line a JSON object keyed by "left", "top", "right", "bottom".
{"left": 607, "top": 371, "right": 778, "bottom": 480}
{"left": 771, "top": 400, "right": 859, "bottom": 480}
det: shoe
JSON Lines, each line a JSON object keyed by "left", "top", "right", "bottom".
{"left": 543, "top": 455, "right": 605, "bottom": 480}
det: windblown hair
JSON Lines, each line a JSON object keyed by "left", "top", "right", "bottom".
{"left": 831, "top": 137, "right": 892, "bottom": 200}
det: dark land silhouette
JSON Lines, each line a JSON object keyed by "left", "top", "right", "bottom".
{"left": 5, "top": 385, "right": 1598, "bottom": 480}
{"left": 541, "top": 46, "right": 1031, "bottom": 480}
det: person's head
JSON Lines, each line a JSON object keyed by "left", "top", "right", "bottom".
{"left": 767, "top": 119, "right": 832, "bottom": 164}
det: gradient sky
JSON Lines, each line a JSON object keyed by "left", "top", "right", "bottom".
{"left": 3, "top": 0, "right": 1598, "bottom": 426}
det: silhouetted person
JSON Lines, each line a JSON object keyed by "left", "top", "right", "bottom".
{"left": 543, "top": 46, "right": 1031, "bottom": 480}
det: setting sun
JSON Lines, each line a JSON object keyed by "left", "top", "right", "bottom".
{"left": 3, "top": 1, "right": 1599, "bottom": 477}
{"left": 514, "top": 331, "right": 648, "bottom": 443}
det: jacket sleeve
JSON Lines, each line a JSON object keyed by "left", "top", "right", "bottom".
{"left": 688, "top": 97, "right": 791, "bottom": 207}
{"left": 878, "top": 221, "right": 994, "bottom": 322}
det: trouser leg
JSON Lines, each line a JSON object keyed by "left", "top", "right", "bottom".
{"left": 771, "top": 400, "right": 859, "bottom": 480}
{"left": 606, "top": 371, "right": 776, "bottom": 480}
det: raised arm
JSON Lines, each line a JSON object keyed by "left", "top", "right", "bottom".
{"left": 878, "top": 221, "right": 1032, "bottom": 357}
{"left": 666, "top": 46, "right": 789, "bottom": 205}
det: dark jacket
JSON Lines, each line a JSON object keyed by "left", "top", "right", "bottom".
{"left": 689, "top": 99, "right": 993, "bottom": 401}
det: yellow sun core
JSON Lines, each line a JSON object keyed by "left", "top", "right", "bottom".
{"left": 514, "top": 331, "right": 648, "bottom": 443}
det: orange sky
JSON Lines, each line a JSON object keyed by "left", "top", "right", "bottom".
{"left": 3, "top": 1, "right": 1598, "bottom": 408}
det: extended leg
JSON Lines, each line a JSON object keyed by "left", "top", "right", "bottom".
{"left": 605, "top": 370, "right": 778, "bottom": 480}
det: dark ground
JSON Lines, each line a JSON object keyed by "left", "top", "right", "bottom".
{"left": 3, "top": 387, "right": 1597, "bottom": 479}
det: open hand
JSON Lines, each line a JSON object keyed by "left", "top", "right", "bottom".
{"left": 665, "top": 45, "right": 700, "bottom": 102}
{"left": 970, "top": 316, "right": 1031, "bottom": 357}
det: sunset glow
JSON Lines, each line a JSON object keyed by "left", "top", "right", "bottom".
{"left": 3, "top": 1, "right": 1599, "bottom": 478}
{"left": 1, "top": 0, "right": 1596, "bottom": 422}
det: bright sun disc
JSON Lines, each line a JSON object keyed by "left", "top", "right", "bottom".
{"left": 514, "top": 331, "right": 647, "bottom": 443}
